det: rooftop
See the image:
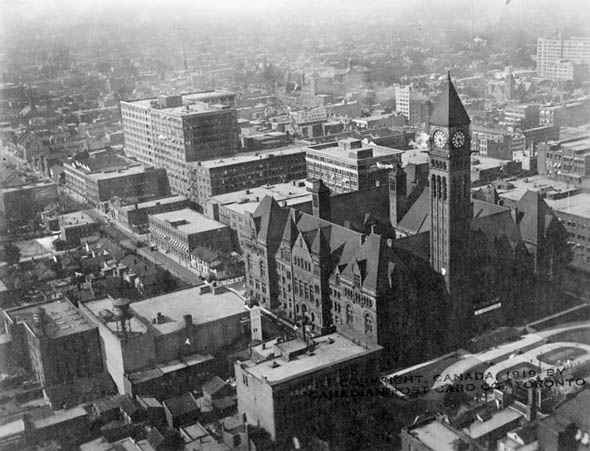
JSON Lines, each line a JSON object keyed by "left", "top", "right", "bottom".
{"left": 191, "top": 145, "right": 305, "bottom": 169}
{"left": 130, "top": 286, "right": 247, "bottom": 335}
{"left": 163, "top": 392, "right": 199, "bottom": 417}
{"left": 306, "top": 141, "right": 403, "bottom": 161}
{"left": 149, "top": 208, "right": 227, "bottom": 235}
{"left": 60, "top": 211, "right": 96, "bottom": 227}
{"left": 409, "top": 419, "right": 465, "bottom": 451}
{"left": 242, "top": 333, "right": 380, "bottom": 385}
{"left": 85, "top": 164, "right": 159, "bottom": 182}
{"left": 462, "top": 407, "right": 522, "bottom": 440}
{"left": 496, "top": 174, "right": 577, "bottom": 202}
{"left": 120, "top": 195, "right": 187, "bottom": 212}
{"left": 545, "top": 192, "right": 590, "bottom": 218}
{"left": 81, "top": 296, "right": 149, "bottom": 335}
{"left": 6, "top": 299, "right": 93, "bottom": 339}
{"left": 208, "top": 179, "right": 311, "bottom": 215}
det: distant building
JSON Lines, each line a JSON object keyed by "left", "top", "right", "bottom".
{"left": 204, "top": 179, "right": 312, "bottom": 249}
{"left": 471, "top": 126, "right": 516, "bottom": 159}
{"left": 59, "top": 211, "right": 100, "bottom": 246}
{"left": 63, "top": 153, "right": 169, "bottom": 208}
{"left": 190, "top": 246, "right": 243, "bottom": 281}
{"left": 305, "top": 138, "right": 403, "bottom": 193}
{"left": 79, "top": 286, "right": 249, "bottom": 399}
{"left": 0, "top": 181, "right": 58, "bottom": 224}
{"left": 504, "top": 104, "right": 539, "bottom": 131}
{"left": 538, "top": 135, "right": 590, "bottom": 183}
{"left": 537, "top": 35, "right": 590, "bottom": 82}
{"left": 235, "top": 333, "right": 381, "bottom": 446}
{"left": 189, "top": 147, "right": 307, "bottom": 207}
{"left": 542, "top": 192, "right": 590, "bottom": 272}
{"left": 395, "top": 84, "right": 431, "bottom": 128}
{"left": 112, "top": 195, "right": 189, "bottom": 231}
{"left": 539, "top": 98, "right": 590, "bottom": 127}
{"left": 120, "top": 91, "right": 240, "bottom": 195}
{"left": 3, "top": 299, "right": 108, "bottom": 407}
{"left": 351, "top": 112, "right": 408, "bottom": 130}
{"left": 148, "top": 208, "right": 233, "bottom": 264}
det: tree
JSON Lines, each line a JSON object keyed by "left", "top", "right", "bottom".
{"left": 4, "top": 244, "right": 21, "bottom": 266}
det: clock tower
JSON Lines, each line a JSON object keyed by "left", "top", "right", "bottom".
{"left": 429, "top": 73, "right": 473, "bottom": 332}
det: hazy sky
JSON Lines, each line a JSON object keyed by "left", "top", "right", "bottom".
{"left": 0, "top": 0, "right": 589, "bottom": 36}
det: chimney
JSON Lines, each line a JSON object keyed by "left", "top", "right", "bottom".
{"left": 184, "top": 314, "right": 192, "bottom": 331}
{"left": 360, "top": 234, "right": 367, "bottom": 245}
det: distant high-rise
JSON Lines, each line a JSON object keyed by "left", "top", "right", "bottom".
{"left": 120, "top": 90, "right": 240, "bottom": 195}
{"left": 537, "top": 35, "right": 590, "bottom": 82}
{"left": 395, "top": 84, "right": 431, "bottom": 128}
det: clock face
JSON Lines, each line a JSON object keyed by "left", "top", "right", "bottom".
{"left": 433, "top": 130, "right": 447, "bottom": 148}
{"left": 452, "top": 130, "right": 466, "bottom": 149}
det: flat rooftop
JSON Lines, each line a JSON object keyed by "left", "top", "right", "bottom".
{"left": 545, "top": 192, "right": 590, "bottom": 218}
{"left": 409, "top": 419, "right": 465, "bottom": 451}
{"left": 149, "top": 208, "right": 226, "bottom": 235}
{"left": 60, "top": 211, "right": 96, "bottom": 227}
{"left": 130, "top": 286, "right": 247, "bottom": 335}
{"left": 6, "top": 299, "right": 93, "bottom": 339}
{"left": 463, "top": 408, "right": 522, "bottom": 440}
{"left": 471, "top": 156, "right": 510, "bottom": 171}
{"left": 85, "top": 164, "right": 158, "bottom": 181}
{"left": 82, "top": 297, "right": 149, "bottom": 335}
{"left": 306, "top": 142, "right": 403, "bottom": 161}
{"left": 496, "top": 175, "right": 576, "bottom": 202}
{"left": 191, "top": 145, "right": 305, "bottom": 169}
{"left": 242, "top": 333, "right": 380, "bottom": 385}
{"left": 120, "top": 195, "right": 187, "bottom": 212}
{"left": 208, "top": 180, "right": 311, "bottom": 215}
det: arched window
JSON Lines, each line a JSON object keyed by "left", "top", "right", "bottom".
{"left": 346, "top": 305, "right": 353, "bottom": 324}
{"left": 364, "top": 313, "right": 373, "bottom": 334}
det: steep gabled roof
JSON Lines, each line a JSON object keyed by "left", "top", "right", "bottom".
{"left": 430, "top": 74, "right": 471, "bottom": 127}
{"left": 252, "top": 196, "right": 289, "bottom": 244}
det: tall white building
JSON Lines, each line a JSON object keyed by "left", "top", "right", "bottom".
{"left": 395, "top": 84, "right": 430, "bottom": 128}
{"left": 537, "top": 35, "right": 590, "bottom": 81}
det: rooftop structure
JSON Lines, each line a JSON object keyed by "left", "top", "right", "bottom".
{"left": 130, "top": 286, "right": 247, "bottom": 335}
{"left": 242, "top": 333, "right": 377, "bottom": 385}
{"left": 306, "top": 138, "right": 403, "bottom": 193}
{"left": 149, "top": 208, "right": 227, "bottom": 235}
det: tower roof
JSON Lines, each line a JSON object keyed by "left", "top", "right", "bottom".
{"left": 430, "top": 73, "right": 471, "bottom": 127}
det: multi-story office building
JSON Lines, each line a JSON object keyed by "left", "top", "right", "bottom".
{"left": 235, "top": 333, "right": 381, "bottom": 447}
{"left": 305, "top": 138, "right": 403, "bottom": 193}
{"left": 64, "top": 153, "right": 169, "bottom": 207}
{"left": 539, "top": 97, "right": 590, "bottom": 127}
{"left": 3, "top": 300, "right": 108, "bottom": 407}
{"left": 120, "top": 91, "right": 240, "bottom": 195}
{"left": 112, "top": 195, "right": 189, "bottom": 230}
{"left": 503, "top": 104, "right": 539, "bottom": 131}
{"left": 544, "top": 192, "right": 590, "bottom": 272}
{"left": 395, "top": 84, "right": 431, "bottom": 128}
{"left": 537, "top": 35, "right": 590, "bottom": 81}
{"left": 189, "top": 147, "right": 307, "bottom": 207}
{"left": 148, "top": 208, "right": 233, "bottom": 264}
{"left": 80, "top": 287, "right": 248, "bottom": 399}
{"left": 59, "top": 211, "right": 100, "bottom": 246}
{"left": 538, "top": 135, "right": 590, "bottom": 182}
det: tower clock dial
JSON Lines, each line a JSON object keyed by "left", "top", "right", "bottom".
{"left": 452, "top": 130, "right": 466, "bottom": 149}
{"left": 433, "top": 130, "right": 447, "bottom": 148}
